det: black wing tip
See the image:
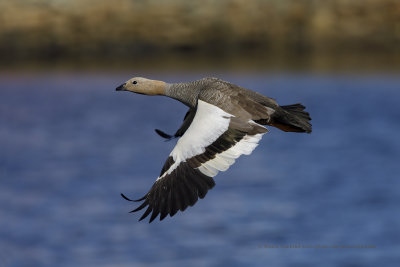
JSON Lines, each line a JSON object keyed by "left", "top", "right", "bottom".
{"left": 125, "top": 163, "right": 216, "bottom": 223}
{"left": 149, "top": 215, "right": 157, "bottom": 223}
{"left": 129, "top": 199, "right": 177, "bottom": 223}
{"left": 127, "top": 197, "right": 162, "bottom": 223}
{"left": 138, "top": 206, "right": 153, "bottom": 222}
{"left": 121, "top": 193, "right": 133, "bottom": 201}
{"left": 155, "top": 129, "right": 173, "bottom": 140}
{"left": 121, "top": 193, "right": 147, "bottom": 202}
{"left": 159, "top": 212, "right": 168, "bottom": 221}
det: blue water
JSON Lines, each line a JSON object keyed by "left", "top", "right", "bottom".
{"left": 1, "top": 71, "right": 399, "bottom": 267}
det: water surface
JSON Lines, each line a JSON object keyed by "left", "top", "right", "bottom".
{"left": 1, "top": 72, "right": 399, "bottom": 266}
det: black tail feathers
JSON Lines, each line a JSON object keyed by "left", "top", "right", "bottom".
{"left": 271, "top": 103, "right": 312, "bottom": 133}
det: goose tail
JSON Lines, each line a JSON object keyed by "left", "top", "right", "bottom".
{"left": 269, "top": 103, "right": 312, "bottom": 133}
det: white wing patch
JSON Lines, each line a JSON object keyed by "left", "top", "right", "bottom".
{"left": 156, "top": 100, "right": 267, "bottom": 181}
{"left": 197, "top": 133, "right": 264, "bottom": 177}
{"left": 157, "top": 100, "right": 232, "bottom": 181}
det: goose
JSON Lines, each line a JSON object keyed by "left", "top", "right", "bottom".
{"left": 115, "top": 77, "right": 312, "bottom": 222}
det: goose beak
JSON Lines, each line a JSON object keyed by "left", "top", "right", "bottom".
{"left": 116, "top": 83, "right": 126, "bottom": 91}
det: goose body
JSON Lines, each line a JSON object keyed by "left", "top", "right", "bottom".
{"left": 116, "top": 77, "right": 311, "bottom": 222}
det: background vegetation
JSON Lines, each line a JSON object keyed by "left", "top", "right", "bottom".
{"left": 1, "top": 0, "right": 399, "bottom": 70}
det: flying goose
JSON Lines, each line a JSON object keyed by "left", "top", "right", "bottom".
{"left": 116, "top": 77, "right": 312, "bottom": 222}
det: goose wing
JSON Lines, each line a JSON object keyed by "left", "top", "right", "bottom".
{"left": 155, "top": 107, "right": 196, "bottom": 140}
{"left": 124, "top": 100, "right": 268, "bottom": 222}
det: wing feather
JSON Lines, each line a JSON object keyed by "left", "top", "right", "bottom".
{"left": 124, "top": 100, "right": 268, "bottom": 222}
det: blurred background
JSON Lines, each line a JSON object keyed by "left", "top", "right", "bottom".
{"left": 1, "top": 0, "right": 399, "bottom": 266}
{"left": 1, "top": 0, "right": 399, "bottom": 70}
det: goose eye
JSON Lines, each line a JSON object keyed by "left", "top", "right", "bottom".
{"left": 132, "top": 81, "right": 137, "bottom": 85}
